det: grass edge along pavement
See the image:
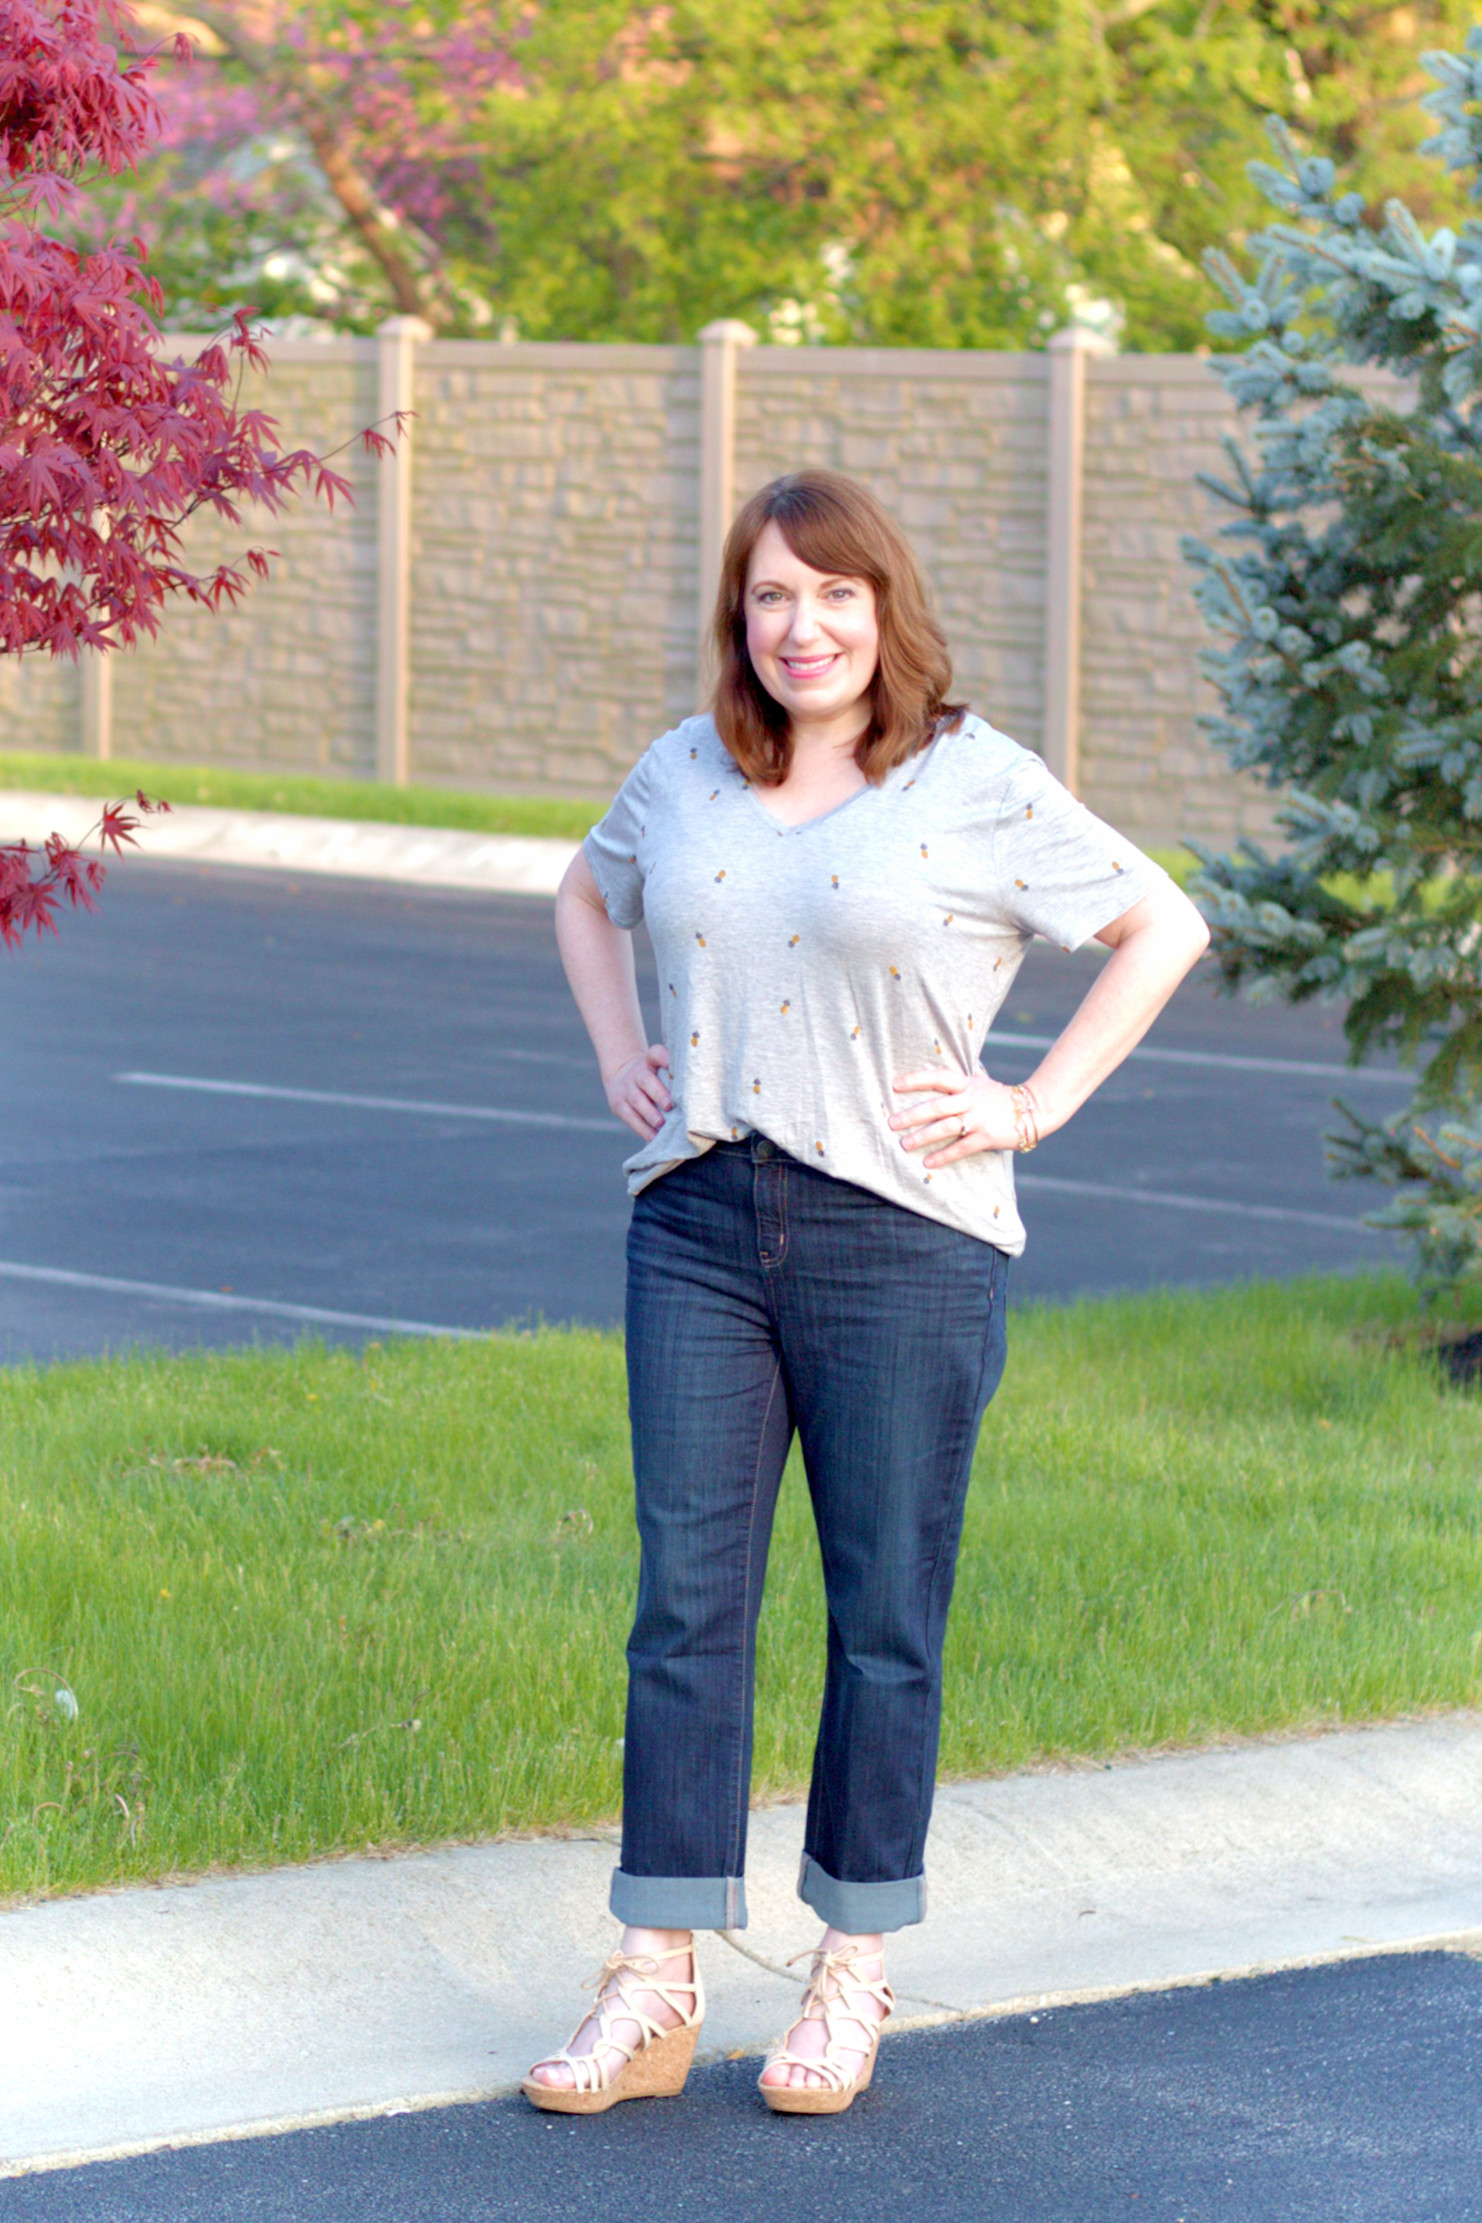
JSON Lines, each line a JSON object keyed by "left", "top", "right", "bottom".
{"left": 5, "top": 1269, "right": 1481, "bottom": 1906}
{"left": 0, "top": 753, "right": 605, "bottom": 846}
{"left": 0, "top": 750, "right": 1198, "bottom": 884}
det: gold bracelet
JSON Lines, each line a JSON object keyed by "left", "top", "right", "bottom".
{"left": 1010, "top": 1083, "right": 1040, "bottom": 1154}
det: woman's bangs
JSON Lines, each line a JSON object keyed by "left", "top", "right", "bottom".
{"left": 762, "top": 488, "right": 885, "bottom": 593}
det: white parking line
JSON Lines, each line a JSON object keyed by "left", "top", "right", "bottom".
{"left": 115, "top": 1073, "right": 616, "bottom": 1133}
{"left": 1016, "top": 1173, "right": 1376, "bottom": 1233}
{"left": 0, "top": 1261, "right": 482, "bottom": 1339}
{"left": 988, "top": 1032, "right": 1410, "bottom": 1083}
{"left": 111, "top": 1072, "right": 1380, "bottom": 1235}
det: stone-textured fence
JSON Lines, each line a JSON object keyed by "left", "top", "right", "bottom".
{"left": 0, "top": 323, "right": 1276, "bottom": 846}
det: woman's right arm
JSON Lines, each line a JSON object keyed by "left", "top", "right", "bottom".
{"left": 554, "top": 849, "right": 672, "bottom": 1141}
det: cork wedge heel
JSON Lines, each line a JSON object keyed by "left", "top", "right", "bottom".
{"left": 759, "top": 1945, "right": 895, "bottom": 2117}
{"left": 522, "top": 1948, "right": 705, "bottom": 2116}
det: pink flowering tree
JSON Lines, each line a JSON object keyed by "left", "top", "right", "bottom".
{"left": 0, "top": 0, "right": 389, "bottom": 947}
{"left": 81, "top": 1, "right": 515, "bottom": 333}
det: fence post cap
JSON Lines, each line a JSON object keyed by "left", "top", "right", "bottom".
{"left": 377, "top": 315, "right": 435, "bottom": 343}
{"left": 1047, "top": 324, "right": 1117, "bottom": 357}
{"left": 698, "top": 319, "right": 759, "bottom": 347}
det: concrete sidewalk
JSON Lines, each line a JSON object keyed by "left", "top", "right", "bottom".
{"left": 5, "top": 1714, "right": 1482, "bottom": 2178}
{"left": 0, "top": 791, "right": 579, "bottom": 897}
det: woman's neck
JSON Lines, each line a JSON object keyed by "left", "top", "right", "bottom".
{"left": 787, "top": 706, "right": 870, "bottom": 765}
{"left": 754, "top": 713, "right": 870, "bottom": 828}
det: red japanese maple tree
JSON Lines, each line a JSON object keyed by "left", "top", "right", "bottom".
{"left": 0, "top": 789, "right": 167, "bottom": 947}
{"left": 0, "top": 0, "right": 384, "bottom": 947}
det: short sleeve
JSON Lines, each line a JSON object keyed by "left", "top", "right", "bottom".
{"left": 583, "top": 748, "right": 654, "bottom": 930}
{"left": 990, "top": 748, "right": 1170, "bottom": 951}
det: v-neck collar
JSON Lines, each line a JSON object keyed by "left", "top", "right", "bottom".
{"left": 738, "top": 730, "right": 945, "bottom": 836}
{"left": 743, "top": 778, "right": 874, "bottom": 837}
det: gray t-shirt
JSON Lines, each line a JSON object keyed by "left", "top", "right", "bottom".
{"left": 583, "top": 711, "right": 1167, "bottom": 1254}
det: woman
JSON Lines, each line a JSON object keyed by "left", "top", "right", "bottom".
{"left": 526, "top": 469, "right": 1208, "bottom": 2117}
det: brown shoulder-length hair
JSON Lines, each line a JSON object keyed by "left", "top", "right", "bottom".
{"left": 711, "top": 469, "right": 965, "bottom": 786}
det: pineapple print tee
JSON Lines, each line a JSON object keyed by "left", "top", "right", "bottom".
{"left": 582, "top": 711, "right": 1171, "bottom": 1256}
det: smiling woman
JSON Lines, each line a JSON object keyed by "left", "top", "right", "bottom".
{"left": 714, "top": 473, "right": 965, "bottom": 795}
{"left": 537, "top": 467, "right": 1211, "bottom": 2118}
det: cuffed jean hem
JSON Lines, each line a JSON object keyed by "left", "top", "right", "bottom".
{"left": 797, "top": 1853, "right": 926, "bottom": 1934}
{"left": 609, "top": 1869, "right": 748, "bottom": 1931}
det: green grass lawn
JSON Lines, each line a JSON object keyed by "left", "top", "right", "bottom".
{"left": 0, "top": 752, "right": 605, "bottom": 843}
{"left": 0, "top": 750, "right": 1196, "bottom": 882}
{"left": 7, "top": 1269, "right": 1468, "bottom": 1906}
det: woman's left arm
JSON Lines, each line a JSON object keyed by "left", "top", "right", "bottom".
{"left": 892, "top": 881, "right": 1210, "bottom": 1170}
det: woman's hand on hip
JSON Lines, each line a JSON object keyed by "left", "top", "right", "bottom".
{"left": 604, "top": 1044, "right": 673, "bottom": 1140}
{"left": 889, "top": 1065, "right": 1020, "bottom": 1169}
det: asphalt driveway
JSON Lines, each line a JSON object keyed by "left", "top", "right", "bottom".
{"left": 0, "top": 860, "right": 1407, "bottom": 1362}
{"left": 5, "top": 1952, "right": 1478, "bottom": 2223}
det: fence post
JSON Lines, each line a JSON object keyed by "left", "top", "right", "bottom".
{"left": 79, "top": 651, "right": 113, "bottom": 760}
{"left": 376, "top": 315, "right": 432, "bottom": 786}
{"left": 697, "top": 320, "right": 757, "bottom": 652}
{"left": 1042, "top": 326, "right": 1114, "bottom": 796}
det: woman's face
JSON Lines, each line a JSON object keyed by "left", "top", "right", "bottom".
{"left": 743, "top": 520, "right": 879, "bottom": 733}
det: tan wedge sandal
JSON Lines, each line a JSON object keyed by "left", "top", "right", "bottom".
{"left": 758, "top": 1944, "right": 895, "bottom": 2116}
{"left": 522, "top": 1947, "right": 705, "bottom": 2116}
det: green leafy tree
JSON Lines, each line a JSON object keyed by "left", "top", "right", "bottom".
{"left": 461, "top": 0, "right": 1482, "bottom": 349}
{"left": 1184, "top": 30, "right": 1482, "bottom": 1291}
{"left": 85, "top": 1, "right": 1482, "bottom": 347}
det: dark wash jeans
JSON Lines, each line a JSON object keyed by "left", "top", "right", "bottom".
{"left": 613, "top": 1135, "right": 1009, "bottom": 1936}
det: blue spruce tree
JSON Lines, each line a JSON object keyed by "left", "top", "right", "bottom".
{"left": 1185, "top": 33, "right": 1482, "bottom": 1294}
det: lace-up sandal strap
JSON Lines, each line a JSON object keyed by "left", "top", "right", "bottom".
{"left": 789, "top": 1946, "right": 896, "bottom": 2025}
{"left": 799, "top": 1972, "right": 892, "bottom": 2082}
{"left": 758, "top": 1947, "right": 894, "bottom": 2116}
{"left": 760, "top": 2046, "right": 856, "bottom": 2094}
{"left": 537, "top": 2042, "right": 623, "bottom": 2096}
{"left": 530, "top": 1954, "right": 688, "bottom": 2096}
{"left": 523, "top": 1949, "right": 705, "bottom": 2115}
{"left": 585, "top": 1951, "right": 703, "bottom": 2045}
